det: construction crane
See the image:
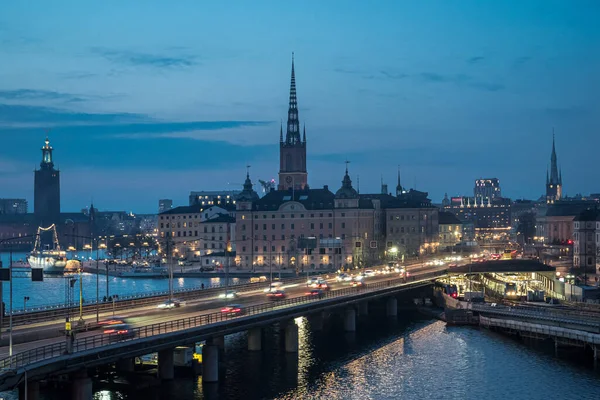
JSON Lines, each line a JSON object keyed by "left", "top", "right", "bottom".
{"left": 258, "top": 179, "right": 276, "bottom": 195}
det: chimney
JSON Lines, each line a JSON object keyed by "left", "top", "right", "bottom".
{"left": 324, "top": 185, "right": 329, "bottom": 191}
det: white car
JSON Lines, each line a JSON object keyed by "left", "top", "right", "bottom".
{"left": 336, "top": 273, "right": 352, "bottom": 282}
{"left": 218, "top": 290, "right": 239, "bottom": 299}
{"left": 364, "top": 270, "right": 376, "bottom": 277}
{"left": 157, "top": 299, "right": 186, "bottom": 309}
{"left": 264, "top": 282, "right": 283, "bottom": 293}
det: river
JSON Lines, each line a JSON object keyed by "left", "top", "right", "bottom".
{"left": 0, "top": 251, "right": 245, "bottom": 310}
{"left": 3, "top": 311, "right": 598, "bottom": 399}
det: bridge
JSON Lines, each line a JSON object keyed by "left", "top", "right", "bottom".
{"left": 0, "top": 267, "right": 446, "bottom": 399}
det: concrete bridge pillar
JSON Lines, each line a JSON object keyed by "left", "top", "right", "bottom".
{"left": 18, "top": 380, "right": 39, "bottom": 400}
{"left": 248, "top": 327, "right": 262, "bottom": 351}
{"left": 158, "top": 348, "right": 175, "bottom": 380}
{"left": 310, "top": 312, "right": 324, "bottom": 331}
{"left": 208, "top": 335, "right": 225, "bottom": 351}
{"left": 202, "top": 345, "right": 219, "bottom": 382}
{"left": 284, "top": 322, "right": 299, "bottom": 353}
{"left": 116, "top": 357, "right": 135, "bottom": 373}
{"left": 386, "top": 297, "right": 398, "bottom": 317}
{"left": 70, "top": 370, "right": 93, "bottom": 400}
{"left": 344, "top": 308, "right": 356, "bottom": 332}
{"left": 358, "top": 301, "right": 368, "bottom": 317}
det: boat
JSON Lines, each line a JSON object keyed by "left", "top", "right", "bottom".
{"left": 28, "top": 224, "right": 67, "bottom": 274}
{"left": 118, "top": 264, "right": 168, "bottom": 278}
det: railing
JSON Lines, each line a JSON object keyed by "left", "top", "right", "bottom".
{"left": 471, "top": 304, "right": 600, "bottom": 327}
{"left": 0, "top": 271, "right": 443, "bottom": 370}
{"left": 4, "top": 275, "right": 318, "bottom": 327}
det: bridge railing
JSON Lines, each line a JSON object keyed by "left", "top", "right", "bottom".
{"left": 0, "top": 271, "right": 443, "bottom": 370}
{"left": 471, "top": 304, "right": 600, "bottom": 326}
{"left": 5, "top": 275, "right": 315, "bottom": 327}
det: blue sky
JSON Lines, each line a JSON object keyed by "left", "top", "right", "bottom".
{"left": 0, "top": 0, "right": 598, "bottom": 213}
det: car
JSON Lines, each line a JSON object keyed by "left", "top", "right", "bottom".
{"left": 364, "top": 270, "right": 376, "bottom": 277}
{"left": 317, "top": 282, "right": 330, "bottom": 291}
{"left": 308, "top": 278, "right": 327, "bottom": 288}
{"left": 157, "top": 299, "right": 186, "bottom": 309}
{"left": 218, "top": 290, "right": 239, "bottom": 299}
{"left": 104, "top": 323, "right": 135, "bottom": 342}
{"left": 351, "top": 279, "right": 364, "bottom": 287}
{"left": 221, "top": 304, "right": 245, "bottom": 317}
{"left": 306, "top": 277, "right": 320, "bottom": 286}
{"left": 305, "top": 288, "right": 324, "bottom": 297}
{"left": 264, "top": 282, "right": 283, "bottom": 293}
{"left": 267, "top": 290, "right": 287, "bottom": 300}
{"left": 336, "top": 273, "right": 351, "bottom": 282}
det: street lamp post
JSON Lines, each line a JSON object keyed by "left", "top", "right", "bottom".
{"left": 254, "top": 237, "right": 274, "bottom": 282}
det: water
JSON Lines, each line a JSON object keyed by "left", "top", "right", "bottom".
{"left": 5, "top": 312, "right": 596, "bottom": 400}
{"left": 0, "top": 252, "right": 245, "bottom": 310}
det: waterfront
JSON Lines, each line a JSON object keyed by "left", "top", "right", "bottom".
{"left": 5, "top": 313, "right": 598, "bottom": 400}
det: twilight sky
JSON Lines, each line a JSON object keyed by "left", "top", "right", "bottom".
{"left": 0, "top": 0, "right": 599, "bottom": 213}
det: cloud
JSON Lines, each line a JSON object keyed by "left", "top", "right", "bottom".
{"left": 0, "top": 103, "right": 149, "bottom": 127}
{"left": 467, "top": 56, "right": 485, "bottom": 64}
{"left": 59, "top": 71, "right": 98, "bottom": 80}
{"left": 379, "top": 70, "right": 408, "bottom": 80}
{"left": 513, "top": 56, "right": 532, "bottom": 68}
{"left": 0, "top": 89, "right": 85, "bottom": 102}
{"left": 91, "top": 47, "right": 198, "bottom": 68}
{"left": 419, "top": 72, "right": 504, "bottom": 92}
{"left": 335, "top": 67, "right": 407, "bottom": 81}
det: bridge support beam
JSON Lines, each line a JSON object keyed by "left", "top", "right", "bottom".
{"left": 358, "top": 301, "right": 368, "bottom": 317}
{"left": 285, "top": 322, "right": 299, "bottom": 353}
{"left": 248, "top": 327, "right": 262, "bottom": 351}
{"left": 386, "top": 297, "right": 398, "bottom": 317}
{"left": 18, "top": 380, "right": 39, "bottom": 400}
{"left": 208, "top": 335, "right": 225, "bottom": 351}
{"left": 344, "top": 308, "right": 356, "bottom": 332}
{"left": 116, "top": 357, "right": 135, "bottom": 373}
{"left": 310, "top": 312, "right": 324, "bottom": 331}
{"left": 70, "top": 370, "right": 93, "bottom": 400}
{"left": 202, "top": 345, "right": 219, "bottom": 383}
{"left": 158, "top": 348, "right": 175, "bottom": 380}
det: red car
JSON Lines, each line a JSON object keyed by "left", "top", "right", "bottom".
{"left": 305, "top": 289, "right": 324, "bottom": 297}
{"left": 221, "top": 304, "right": 245, "bottom": 317}
{"left": 351, "top": 279, "right": 364, "bottom": 287}
{"left": 267, "top": 290, "right": 287, "bottom": 300}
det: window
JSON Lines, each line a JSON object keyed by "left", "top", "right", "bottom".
{"left": 263, "top": 246, "right": 267, "bottom": 252}
{"left": 291, "top": 214, "right": 295, "bottom": 218}
{"left": 254, "top": 224, "right": 258, "bottom": 230}
{"left": 341, "top": 213, "right": 345, "bottom": 217}
{"left": 310, "top": 223, "right": 314, "bottom": 229}
{"left": 263, "top": 215, "right": 267, "bottom": 219}
{"left": 281, "top": 246, "right": 286, "bottom": 252}
{"left": 255, "top": 246, "right": 258, "bottom": 252}
{"left": 291, "top": 223, "right": 295, "bottom": 230}
{"left": 281, "top": 224, "right": 285, "bottom": 229}
{"left": 319, "top": 223, "right": 323, "bottom": 229}
{"left": 241, "top": 225, "right": 246, "bottom": 231}
{"left": 263, "top": 224, "right": 267, "bottom": 230}
{"left": 328, "top": 223, "right": 332, "bottom": 229}
{"left": 341, "top": 222, "right": 345, "bottom": 228}
{"left": 272, "top": 224, "right": 275, "bottom": 229}
{"left": 160, "top": 223, "right": 164, "bottom": 228}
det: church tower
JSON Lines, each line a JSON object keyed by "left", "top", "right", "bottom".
{"left": 34, "top": 137, "right": 61, "bottom": 226}
{"left": 278, "top": 53, "right": 308, "bottom": 191}
{"left": 545, "top": 132, "right": 562, "bottom": 204}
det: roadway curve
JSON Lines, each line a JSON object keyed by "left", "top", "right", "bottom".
{"left": 0, "top": 262, "right": 450, "bottom": 358}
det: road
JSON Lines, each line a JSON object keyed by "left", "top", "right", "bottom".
{"left": 0, "top": 262, "right": 449, "bottom": 359}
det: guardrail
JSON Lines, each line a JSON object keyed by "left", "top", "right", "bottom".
{"left": 0, "top": 271, "right": 443, "bottom": 370}
{"left": 4, "top": 275, "right": 318, "bottom": 328}
{"left": 471, "top": 304, "right": 600, "bottom": 327}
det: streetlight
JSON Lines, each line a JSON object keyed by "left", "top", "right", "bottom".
{"left": 254, "top": 237, "right": 274, "bottom": 282}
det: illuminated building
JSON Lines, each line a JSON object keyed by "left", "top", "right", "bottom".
{"left": 34, "top": 137, "right": 60, "bottom": 226}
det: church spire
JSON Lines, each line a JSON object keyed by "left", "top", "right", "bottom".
{"left": 285, "top": 52, "right": 300, "bottom": 145}
{"left": 279, "top": 121, "right": 283, "bottom": 143}
{"left": 549, "top": 129, "right": 559, "bottom": 185}
{"left": 396, "top": 166, "right": 403, "bottom": 197}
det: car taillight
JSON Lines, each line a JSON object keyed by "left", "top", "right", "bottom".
{"left": 452, "top": 293, "right": 457, "bottom": 298}
{"left": 276, "top": 293, "right": 283, "bottom": 296}
{"left": 233, "top": 308, "right": 241, "bottom": 312}
{"left": 117, "top": 330, "right": 128, "bottom": 334}
{"left": 221, "top": 308, "right": 230, "bottom": 312}
{"left": 104, "top": 329, "right": 115, "bottom": 334}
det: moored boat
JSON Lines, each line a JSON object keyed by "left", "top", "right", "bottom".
{"left": 27, "top": 224, "right": 67, "bottom": 274}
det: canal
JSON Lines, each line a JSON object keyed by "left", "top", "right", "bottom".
{"left": 4, "top": 312, "right": 598, "bottom": 399}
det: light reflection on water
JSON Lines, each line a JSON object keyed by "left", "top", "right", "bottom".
{"left": 3, "top": 314, "right": 600, "bottom": 399}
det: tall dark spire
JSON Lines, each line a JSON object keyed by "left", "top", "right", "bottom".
{"left": 302, "top": 124, "right": 306, "bottom": 143}
{"left": 279, "top": 121, "right": 283, "bottom": 143}
{"left": 549, "top": 130, "right": 559, "bottom": 185}
{"left": 285, "top": 52, "right": 300, "bottom": 144}
{"left": 396, "top": 166, "right": 403, "bottom": 196}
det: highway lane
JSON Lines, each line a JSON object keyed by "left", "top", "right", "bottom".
{"left": 0, "top": 263, "right": 451, "bottom": 358}
{"left": 0, "top": 266, "right": 444, "bottom": 358}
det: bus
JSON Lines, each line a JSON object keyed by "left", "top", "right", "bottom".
{"left": 501, "top": 249, "right": 517, "bottom": 260}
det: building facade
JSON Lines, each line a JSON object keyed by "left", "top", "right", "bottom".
{"left": 158, "top": 199, "right": 173, "bottom": 214}
{"left": 546, "top": 134, "right": 563, "bottom": 204}
{"left": 535, "top": 200, "right": 597, "bottom": 244}
{"left": 438, "top": 211, "right": 463, "bottom": 251}
{"left": 573, "top": 208, "right": 599, "bottom": 272}
{"left": 444, "top": 196, "right": 511, "bottom": 241}
{"left": 474, "top": 178, "right": 501, "bottom": 201}
{"left": 0, "top": 199, "right": 28, "bottom": 214}
{"left": 34, "top": 137, "right": 60, "bottom": 227}
{"left": 278, "top": 54, "right": 307, "bottom": 191}
{"left": 189, "top": 191, "right": 239, "bottom": 207}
